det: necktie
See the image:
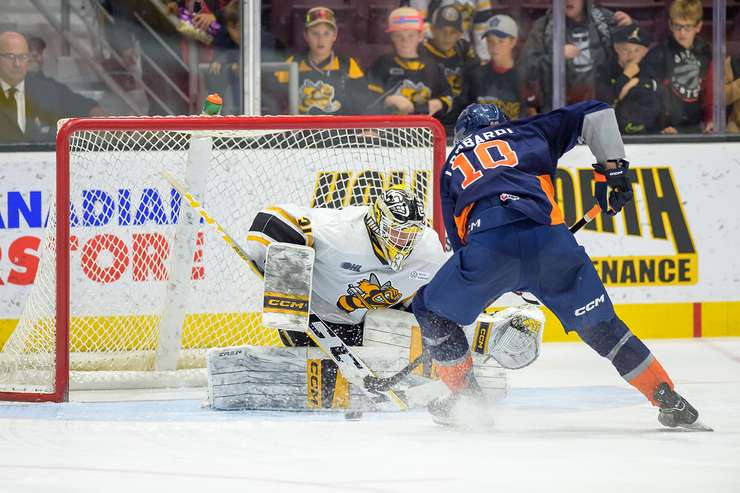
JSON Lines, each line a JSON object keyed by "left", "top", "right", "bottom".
{"left": 5, "top": 87, "right": 19, "bottom": 130}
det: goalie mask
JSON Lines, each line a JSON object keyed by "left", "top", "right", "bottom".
{"left": 365, "top": 186, "right": 425, "bottom": 271}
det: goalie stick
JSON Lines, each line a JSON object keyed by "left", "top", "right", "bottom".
{"left": 160, "top": 170, "right": 408, "bottom": 412}
{"left": 366, "top": 204, "right": 605, "bottom": 391}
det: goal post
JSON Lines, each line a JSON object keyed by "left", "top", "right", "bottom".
{"left": 0, "top": 115, "right": 446, "bottom": 402}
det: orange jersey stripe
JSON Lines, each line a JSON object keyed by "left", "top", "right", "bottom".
{"left": 537, "top": 174, "right": 565, "bottom": 225}
{"left": 454, "top": 202, "right": 476, "bottom": 246}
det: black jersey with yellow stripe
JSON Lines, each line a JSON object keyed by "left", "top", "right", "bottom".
{"left": 275, "top": 53, "right": 369, "bottom": 115}
{"left": 367, "top": 54, "right": 453, "bottom": 116}
{"left": 419, "top": 39, "right": 476, "bottom": 98}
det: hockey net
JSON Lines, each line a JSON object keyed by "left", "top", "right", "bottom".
{"left": 0, "top": 115, "right": 445, "bottom": 401}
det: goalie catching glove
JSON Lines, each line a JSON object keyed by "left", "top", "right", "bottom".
{"left": 468, "top": 305, "right": 545, "bottom": 369}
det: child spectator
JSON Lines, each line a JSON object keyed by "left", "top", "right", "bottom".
{"left": 523, "top": 0, "right": 632, "bottom": 112}
{"left": 596, "top": 24, "right": 661, "bottom": 134}
{"left": 641, "top": 0, "right": 712, "bottom": 134}
{"left": 419, "top": 5, "right": 477, "bottom": 127}
{"left": 410, "top": 0, "right": 493, "bottom": 62}
{"left": 457, "top": 15, "right": 533, "bottom": 122}
{"left": 367, "top": 7, "right": 452, "bottom": 117}
{"left": 274, "top": 6, "right": 369, "bottom": 115}
{"left": 726, "top": 55, "right": 740, "bottom": 133}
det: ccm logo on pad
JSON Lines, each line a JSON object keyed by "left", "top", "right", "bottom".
{"left": 574, "top": 294, "right": 605, "bottom": 316}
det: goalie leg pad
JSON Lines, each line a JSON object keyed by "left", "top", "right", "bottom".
{"left": 365, "top": 308, "right": 507, "bottom": 399}
{"left": 206, "top": 345, "right": 403, "bottom": 411}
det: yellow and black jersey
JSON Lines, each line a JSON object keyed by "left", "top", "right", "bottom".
{"left": 419, "top": 39, "right": 477, "bottom": 98}
{"left": 367, "top": 54, "right": 453, "bottom": 116}
{"left": 245, "top": 205, "right": 448, "bottom": 326}
{"left": 274, "top": 53, "right": 369, "bottom": 115}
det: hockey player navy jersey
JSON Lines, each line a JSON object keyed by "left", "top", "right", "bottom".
{"left": 441, "top": 100, "right": 621, "bottom": 250}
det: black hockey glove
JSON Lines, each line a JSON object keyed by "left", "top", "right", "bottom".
{"left": 593, "top": 159, "right": 633, "bottom": 216}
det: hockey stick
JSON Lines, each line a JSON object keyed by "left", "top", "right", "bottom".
{"left": 367, "top": 204, "right": 606, "bottom": 391}
{"left": 364, "top": 350, "right": 430, "bottom": 392}
{"left": 160, "top": 170, "right": 408, "bottom": 412}
{"left": 568, "top": 204, "right": 602, "bottom": 234}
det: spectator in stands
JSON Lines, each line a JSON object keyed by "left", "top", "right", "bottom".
{"left": 419, "top": 5, "right": 477, "bottom": 128}
{"left": 726, "top": 54, "right": 740, "bottom": 133}
{"left": 457, "top": 15, "right": 534, "bottom": 123}
{"left": 274, "top": 7, "right": 369, "bottom": 115}
{"left": 0, "top": 32, "right": 105, "bottom": 144}
{"left": 165, "top": 0, "right": 228, "bottom": 36}
{"left": 410, "top": 0, "right": 493, "bottom": 62}
{"left": 207, "top": 0, "right": 240, "bottom": 114}
{"left": 523, "top": 0, "right": 632, "bottom": 112}
{"left": 596, "top": 24, "right": 661, "bottom": 134}
{"left": 641, "top": 0, "right": 712, "bottom": 134}
{"left": 367, "top": 7, "right": 452, "bottom": 117}
{"left": 26, "top": 36, "right": 46, "bottom": 75}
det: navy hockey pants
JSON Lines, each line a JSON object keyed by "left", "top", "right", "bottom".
{"left": 421, "top": 217, "right": 615, "bottom": 332}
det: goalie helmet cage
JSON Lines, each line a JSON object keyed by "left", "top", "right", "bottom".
{"left": 0, "top": 115, "right": 446, "bottom": 402}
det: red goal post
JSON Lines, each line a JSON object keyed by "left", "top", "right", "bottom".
{"left": 0, "top": 114, "right": 447, "bottom": 402}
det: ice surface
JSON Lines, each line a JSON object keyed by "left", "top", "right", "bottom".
{"left": 1, "top": 338, "right": 738, "bottom": 493}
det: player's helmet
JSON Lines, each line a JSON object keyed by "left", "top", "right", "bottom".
{"left": 453, "top": 103, "right": 509, "bottom": 144}
{"left": 365, "top": 186, "right": 425, "bottom": 272}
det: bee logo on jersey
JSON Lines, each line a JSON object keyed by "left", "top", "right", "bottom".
{"left": 299, "top": 79, "right": 341, "bottom": 113}
{"left": 397, "top": 80, "right": 431, "bottom": 105}
{"left": 337, "top": 273, "right": 402, "bottom": 312}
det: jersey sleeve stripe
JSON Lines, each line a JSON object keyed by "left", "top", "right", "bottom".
{"left": 249, "top": 211, "right": 307, "bottom": 245}
{"left": 246, "top": 234, "right": 271, "bottom": 246}
{"left": 266, "top": 207, "right": 302, "bottom": 230}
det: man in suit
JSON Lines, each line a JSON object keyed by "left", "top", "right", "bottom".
{"left": 0, "top": 31, "right": 105, "bottom": 144}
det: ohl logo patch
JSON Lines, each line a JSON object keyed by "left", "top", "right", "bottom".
{"left": 336, "top": 273, "right": 401, "bottom": 313}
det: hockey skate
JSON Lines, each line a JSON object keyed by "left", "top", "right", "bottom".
{"left": 653, "top": 383, "right": 713, "bottom": 432}
{"left": 427, "top": 376, "right": 493, "bottom": 428}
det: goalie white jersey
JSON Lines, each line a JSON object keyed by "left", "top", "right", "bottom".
{"left": 246, "top": 205, "right": 449, "bottom": 325}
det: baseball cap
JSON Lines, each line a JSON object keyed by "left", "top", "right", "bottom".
{"left": 386, "top": 7, "right": 424, "bottom": 32}
{"left": 430, "top": 5, "right": 463, "bottom": 32}
{"left": 483, "top": 15, "right": 518, "bottom": 39}
{"left": 613, "top": 24, "right": 652, "bottom": 47}
{"left": 305, "top": 6, "right": 337, "bottom": 30}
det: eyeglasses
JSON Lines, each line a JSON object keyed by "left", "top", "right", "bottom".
{"left": 669, "top": 21, "right": 699, "bottom": 32}
{"left": 0, "top": 53, "right": 31, "bottom": 63}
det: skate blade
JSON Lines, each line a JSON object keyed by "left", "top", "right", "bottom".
{"left": 680, "top": 420, "right": 714, "bottom": 432}
{"left": 662, "top": 420, "right": 714, "bottom": 432}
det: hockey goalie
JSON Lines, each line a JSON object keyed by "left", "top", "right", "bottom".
{"left": 206, "top": 185, "right": 544, "bottom": 412}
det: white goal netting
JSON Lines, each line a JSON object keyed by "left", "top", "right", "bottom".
{"left": 0, "top": 116, "right": 443, "bottom": 398}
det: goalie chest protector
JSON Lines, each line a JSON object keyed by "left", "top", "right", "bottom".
{"left": 294, "top": 206, "right": 448, "bottom": 325}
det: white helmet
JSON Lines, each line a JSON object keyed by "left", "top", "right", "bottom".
{"left": 364, "top": 185, "right": 425, "bottom": 271}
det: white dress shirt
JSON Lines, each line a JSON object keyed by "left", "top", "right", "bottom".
{"left": 0, "top": 78, "right": 26, "bottom": 132}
